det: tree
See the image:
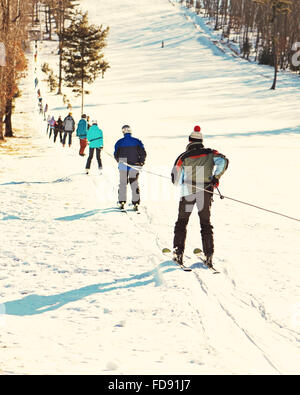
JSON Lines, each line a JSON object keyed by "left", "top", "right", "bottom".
{"left": 254, "top": 0, "right": 292, "bottom": 89}
{"left": 54, "top": 0, "right": 78, "bottom": 94}
{"left": 0, "top": 0, "right": 30, "bottom": 140}
{"left": 62, "top": 11, "right": 109, "bottom": 114}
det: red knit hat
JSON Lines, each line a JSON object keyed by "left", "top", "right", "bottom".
{"left": 189, "top": 125, "right": 203, "bottom": 141}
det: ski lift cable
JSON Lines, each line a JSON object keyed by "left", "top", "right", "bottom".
{"left": 104, "top": 150, "right": 300, "bottom": 223}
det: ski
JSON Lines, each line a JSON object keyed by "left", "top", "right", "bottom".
{"left": 133, "top": 205, "right": 141, "bottom": 214}
{"left": 118, "top": 204, "right": 140, "bottom": 214}
{"left": 193, "top": 248, "right": 220, "bottom": 274}
{"left": 118, "top": 203, "right": 127, "bottom": 213}
{"left": 162, "top": 248, "right": 192, "bottom": 272}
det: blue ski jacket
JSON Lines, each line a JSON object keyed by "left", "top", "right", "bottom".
{"left": 76, "top": 118, "right": 88, "bottom": 139}
{"left": 114, "top": 133, "right": 146, "bottom": 171}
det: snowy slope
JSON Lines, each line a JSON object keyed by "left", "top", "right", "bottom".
{"left": 0, "top": 0, "right": 299, "bottom": 375}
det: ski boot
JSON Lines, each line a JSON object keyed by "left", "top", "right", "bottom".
{"left": 173, "top": 248, "right": 184, "bottom": 265}
{"left": 119, "top": 202, "right": 125, "bottom": 210}
{"left": 133, "top": 203, "right": 139, "bottom": 212}
{"left": 205, "top": 255, "right": 213, "bottom": 268}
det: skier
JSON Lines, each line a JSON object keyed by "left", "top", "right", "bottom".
{"left": 54, "top": 116, "right": 64, "bottom": 143}
{"left": 44, "top": 103, "right": 48, "bottom": 121}
{"left": 114, "top": 125, "right": 147, "bottom": 210}
{"left": 48, "top": 116, "right": 56, "bottom": 139}
{"left": 171, "top": 126, "right": 229, "bottom": 267}
{"left": 76, "top": 114, "right": 88, "bottom": 156}
{"left": 85, "top": 120, "right": 104, "bottom": 174}
{"left": 62, "top": 112, "right": 75, "bottom": 147}
{"left": 46, "top": 114, "right": 51, "bottom": 134}
{"left": 86, "top": 116, "right": 91, "bottom": 130}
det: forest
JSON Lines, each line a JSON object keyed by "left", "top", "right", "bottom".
{"left": 0, "top": 0, "right": 77, "bottom": 141}
{"left": 1, "top": 0, "right": 300, "bottom": 140}
{"left": 181, "top": 0, "right": 300, "bottom": 88}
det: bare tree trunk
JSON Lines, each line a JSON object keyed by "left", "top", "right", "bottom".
{"left": 0, "top": 114, "right": 4, "bottom": 141}
{"left": 81, "top": 79, "right": 84, "bottom": 115}
{"left": 4, "top": 98, "right": 13, "bottom": 137}
{"left": 57, "top": 1, "right": 65, "bottom": 95}
{"left": 48, "top": 5, "right": 52, "bottom": 39}
{"left": 271, "top": 6, "right": 278, "bottom": 90}
{"left": 45, "top": 4, "right": 49, "bottom": 33}
{"left": 271, "top": 41, "right": 278, "bottom": 90}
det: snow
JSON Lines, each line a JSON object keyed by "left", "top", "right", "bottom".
{"left": 0, "top": 0, "right": 300, "bottom": 375}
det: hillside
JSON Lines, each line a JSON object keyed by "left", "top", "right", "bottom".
{"left": 0, "top": 0, "right": 299, "bottom": 375}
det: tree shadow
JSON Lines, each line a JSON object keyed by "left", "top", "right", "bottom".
{"left": 55, "top": 209, "right": 102, "bottom": 221}
{"left": 0, "top": 176, "right": 75, "bottom": 186}
{"left": 147, "top": 125, "right": 300, "bottom": 140}
{"left": 54, "top": 207, "right": 125, "bottom": 221}
{"left": 4, "top": 261, "right": 178, "bottom": 316}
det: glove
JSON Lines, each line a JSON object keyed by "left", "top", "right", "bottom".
{"left": 210, "top": 175, "right": 219, "bottom": 188}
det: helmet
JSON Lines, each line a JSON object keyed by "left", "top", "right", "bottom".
{"left": 122, "top": 125, "right": 132, "bottom": 134}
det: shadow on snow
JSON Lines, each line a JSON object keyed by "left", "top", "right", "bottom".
{"left": 54, "top": 207, "right": 124, "bottom": 221}
{"left": 4, "top": 262, "right": 178, "bottom": 316}
{"left": 148, "top": 125, "right": 300, "bottom": 140}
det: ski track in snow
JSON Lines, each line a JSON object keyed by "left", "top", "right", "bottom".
{"left": 0, "top": 0, "right": 300, "bottom": 375}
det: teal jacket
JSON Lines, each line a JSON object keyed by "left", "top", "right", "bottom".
{"left": 87, "top": 124, "right": 103, "bottom": 148}
{"left": 76, "top": 119, "right": 88, "bottom": 139}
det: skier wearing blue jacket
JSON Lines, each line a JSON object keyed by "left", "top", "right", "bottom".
{"left": 85, "top": 120, "right": 104, "bottom": 174}
{"left": 76, "top": 114, "right": 88, "bottom": 156}
{"left": 114, "top": 125, "right": 147, "bottom": 210}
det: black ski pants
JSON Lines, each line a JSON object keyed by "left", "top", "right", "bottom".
{"left": 173, "top": 189, "right": 214, "bottom": 257}
{"left": 54, "top": 129, "right": 63, "bottom": 143}
{"left": 118, "top": 168, "right": 140, "bottom": 205}
{"left": 86, "top": 147, "right": 102, "bottom": 170}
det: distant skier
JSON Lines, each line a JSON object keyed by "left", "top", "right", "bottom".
{"left": 86, "top": 116, "right": 91, "bottom": 130}
{"left": 44, "top": 103, "right": 48, "bottom": 121}
{"left": 62, "top": 112, "right": 75, "bottom": 147}
{"left": 48, "top": 116, "right": 56, "bottom": 139}
{"left": 85, "top": 120, "right": 104, "bottom": 174}
{"left": 171, "top": 126, "right": 229, "bottom": 267}
{"left": 54, "top": 116, "right": 64, "bottom": 143}
{"left": 46, "top": 114, "right": 51, "bottom": 134}
{"left": 76, "top": 114, "right": 88, "bottom": 156}
{"left": 114, "top": 125, "right": 147, "bottom": 210}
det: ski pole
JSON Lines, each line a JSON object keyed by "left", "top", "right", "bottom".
{"left": 216, "top": 186, "right": 225, "bottom": 200}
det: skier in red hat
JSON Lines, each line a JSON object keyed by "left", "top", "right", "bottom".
{"left": 171, "top": 125, "right": 229, "bottom": 267}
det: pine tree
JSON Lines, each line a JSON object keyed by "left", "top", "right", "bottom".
{"left": 62, "top": 11, "right": 109, "bottom": 113}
